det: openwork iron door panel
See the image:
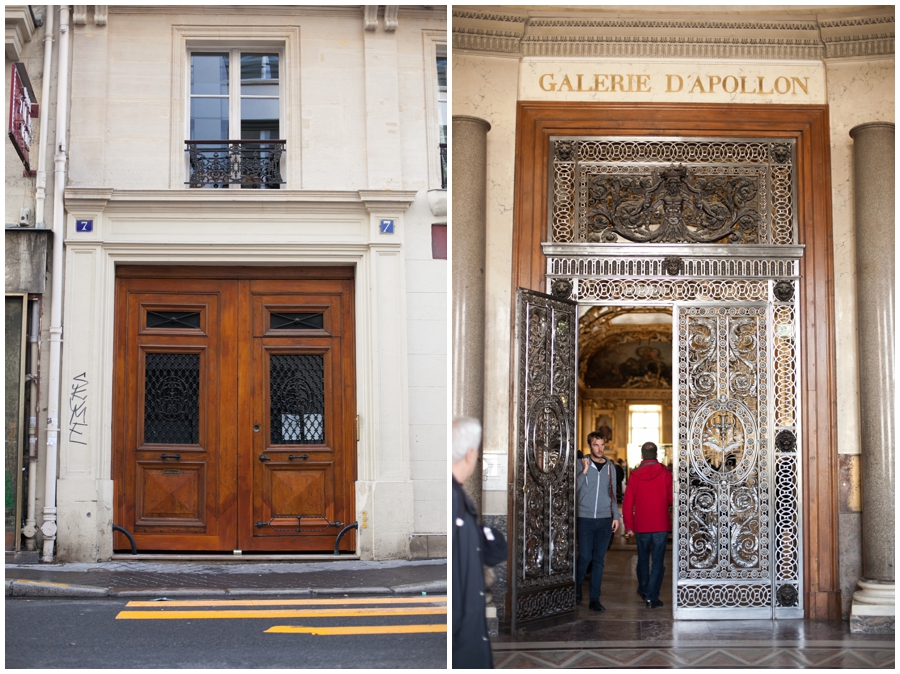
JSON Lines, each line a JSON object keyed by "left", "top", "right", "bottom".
{"left": 673, "top": 301, "right": 801, "bottom": 618}
{"left": 510, "top": 288, "right": 578, "bottom": 633}
{"left": 143, "top": 353, "right": 201, "bottom": 445}
{"left": 549, "top": 138, "right": 797, "bottom": 246}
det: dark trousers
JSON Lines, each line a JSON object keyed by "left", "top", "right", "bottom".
{"left": 576, "top": 517, "right": 613, "bottom": 602}
{"left": 635, "top": 531, "right": 668, "bottom": 603}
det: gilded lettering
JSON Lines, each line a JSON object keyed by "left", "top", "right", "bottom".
{"left": 576, "top": 74, "right": 593, "bottom": 92}
{"left": 723, "top": 76, "right": 739, "bottom": 94}
{"left": 774, "top": 76, "right": 791, "bottom": 94}
{"left": 539, "top": 74, "right": 557, "bottom": 92}
{"left": 610, "top": 74, "right": 625, "bottom": 92}
{"left": 594, "top": 74, "right": 609, "bottom": 92}
{"left": 708, "top": 75, "right": 722, "bottom": 92}
{"left": 757, "top": 76, "right": 773, "bottom": 95}
{"left": 791, "top": 76, "right": 809, "bottom": 95}
{"left": 636, "top": 74, "right": 651, "bottom": 93}
{"left": 688, "top": 76, "right": 707, "bottom": 94}
{"left": 559, "top": 74, "right": 574, "bottom": 92}
{"left": 666, "top": 74, "right": 683, "bottom": 93}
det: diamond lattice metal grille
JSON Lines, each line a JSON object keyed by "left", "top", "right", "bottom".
{"left": 269, "top": 354, "right": 325, "bottom": 445}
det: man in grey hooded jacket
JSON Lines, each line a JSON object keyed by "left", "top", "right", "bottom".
{"left": 575, "top": 432, "right": 621, "bottom": 612}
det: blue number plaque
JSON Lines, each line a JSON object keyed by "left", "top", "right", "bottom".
{"left": 75, "top": 219, "right": 93, "bottom": 233}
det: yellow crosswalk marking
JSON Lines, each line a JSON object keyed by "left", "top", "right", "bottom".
{"left": 126, "top": 596, "right": 446, "bottom": 608}
{"left": 266, "top": 624, "right": 447, "bottom": 635}
{"left": 17, "top": 580, "right": 70, "bottom": 588}
{"left": 116, "top": 607, "right": 446, "bottom": 620}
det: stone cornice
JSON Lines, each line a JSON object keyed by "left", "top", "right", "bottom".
{"left": 5, "top": 5, "right": 36, "bottom": 61}
{"left": 452, "top": 6, "right": 894, "bottom": 60}
{"left": 64, "top": 188, "right": 418, "bottom": 215}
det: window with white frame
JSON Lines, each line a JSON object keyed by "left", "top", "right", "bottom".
{"left": 187, "top": 49, "right": 284, "bottom": 189}
{"left": 626, "top": 404, "right": 662, "bottom": 469}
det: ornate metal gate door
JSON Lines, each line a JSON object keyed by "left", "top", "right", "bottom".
{"left": 509, "top": 288, "right": 578, "bottom": 633}
{"left": 673, "top": 300, "right": 801, "bottom": 618}
{"left": 539, "top": 135, "right": 804, "bottom": 619}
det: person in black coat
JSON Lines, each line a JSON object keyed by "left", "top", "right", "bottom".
{"left": 452, "top": 417, "right": 506, "bottom": 669}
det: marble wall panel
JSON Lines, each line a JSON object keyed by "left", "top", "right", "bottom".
{"left": 825, "top": 57, "right": 894, "bottom": 458}
{"left": 452, "top": 55, "right": 520, "bottom": 514}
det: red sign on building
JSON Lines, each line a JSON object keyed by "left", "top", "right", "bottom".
{"left": 8, "top": 62, "right": 38, "bottom": 175}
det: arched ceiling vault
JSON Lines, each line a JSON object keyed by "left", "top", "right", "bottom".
{"left": 578, "top": 306, "right": 674, "bottom": 382}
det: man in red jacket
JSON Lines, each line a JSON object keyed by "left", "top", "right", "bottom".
{"left": 622, "top": 441, "right": 673, "bottom": 609}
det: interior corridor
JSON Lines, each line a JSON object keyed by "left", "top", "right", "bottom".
{"left": 491, "top": 535, "right": 894, "bottom": 668}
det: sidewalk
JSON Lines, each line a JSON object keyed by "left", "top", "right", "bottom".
{"left": 5, "top": 558, "right": 447, "bottom": 599}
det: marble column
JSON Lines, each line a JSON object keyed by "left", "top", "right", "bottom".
{"left": 849, "top": 122, "right": 895, "bottom": 634}
{"left": 451, "top": 115, "right": 491, "bottom": 511}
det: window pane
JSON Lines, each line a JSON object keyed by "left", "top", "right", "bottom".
{"left": 437, "top": 55, "right": 447, "bottom": 87}
{"left": 241, "top": 98, "right": 279, "bottom": 139}
{"left": 191, "top": 53, "right": 229, "bottom": 95}
{"left": 241, "top": 53, "right": 279, "bottom": 96}
{"left": 190, "top": 98, "right": 229, "bottom": 140}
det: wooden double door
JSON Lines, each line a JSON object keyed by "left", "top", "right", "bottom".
{"left": 112, "top": 267, "right": 356, "bottom": 553}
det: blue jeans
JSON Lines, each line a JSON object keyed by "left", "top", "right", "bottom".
{"left": 576, "top": 517, "right": 613, "bottom": 602}
{"left": 635, "top": 531, "right": 668, "bottom": 603}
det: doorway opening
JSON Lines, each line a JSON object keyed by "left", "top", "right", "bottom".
{"left": 577, "top": 304, "right": 674, "bottom": 618}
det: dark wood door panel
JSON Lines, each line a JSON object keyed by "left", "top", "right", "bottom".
{"left": 135, "top": 461, "right": 206, "bottom": 527}
{"left": 113, "top": 278, "right": 238, "bottom": 551}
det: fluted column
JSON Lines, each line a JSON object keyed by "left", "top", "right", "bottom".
{"left": 849, "top": 122, "right": 895, "bottom": 634}
{"left": 451, "top": 115, "right": 491, "bottom": 511}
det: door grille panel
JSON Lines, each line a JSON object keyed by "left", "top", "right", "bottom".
{"left": 143, "top": 353, "right": 200, "bottom": 445}
{"left": 269, "top": 354, "right": 325, "bottom": 445}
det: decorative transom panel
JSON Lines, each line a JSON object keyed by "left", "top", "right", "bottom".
{"left": 549, "top": 138, "right": 797, "bottom": 245}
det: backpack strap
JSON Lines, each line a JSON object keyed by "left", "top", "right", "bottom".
{"left": 607, "top": 462, "right": 615, "bottom": 502}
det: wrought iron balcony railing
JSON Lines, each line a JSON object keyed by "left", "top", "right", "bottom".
{"left": 185, "top": 140, "right": 285, "bottom": 189}
{"left": 439, "top": 142, "right": 447, "bottom": 189}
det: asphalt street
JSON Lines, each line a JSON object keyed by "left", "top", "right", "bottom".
{"left": 6, "top": 595, "right": 448, "bottom": 669}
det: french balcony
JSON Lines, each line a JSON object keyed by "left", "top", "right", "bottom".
{"left": 185, "top": 139, "right": 285, "bottom": 189}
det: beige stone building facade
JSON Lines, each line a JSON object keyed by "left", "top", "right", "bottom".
{"left": 6, "top": 5, "right": 448, "bottom": 563}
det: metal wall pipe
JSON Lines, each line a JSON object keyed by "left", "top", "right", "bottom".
{"left": 41, "top": 5, "right": 70, "bottom": 562}
{"left": 23, "top": 299, "right": 41, "bottom": 549}
{"left": 34, "top": 5, "right": 54, "bottom": 228}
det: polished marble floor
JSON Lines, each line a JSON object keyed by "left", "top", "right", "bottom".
{"left": 492, "top": 539, "right": 894, "bottom": 668}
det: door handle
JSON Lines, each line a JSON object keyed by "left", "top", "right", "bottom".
{"left": 258, "top": 454, "right": 271, "bottom": 462}
{"left": 288, "top": 454, "right": 309, "bottom": 461}
{"left": 160, "top": 454, "right": 181, "bottom": 460}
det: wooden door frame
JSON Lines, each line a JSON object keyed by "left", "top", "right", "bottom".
{"left": 509, "top": 102, "right": 840, "bottom": 620}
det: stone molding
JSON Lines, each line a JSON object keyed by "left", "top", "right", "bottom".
{"left": 72, "top": 6, "right": 107, "bottom": 26}
{"left": 64, "top": 188, "right": 417, "bottom": 217}
{"left": 5, "top": 5, "right": 36, "bottom": 61}
{"left": 452, "top": 7, "right": 894, "bottom": 60}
